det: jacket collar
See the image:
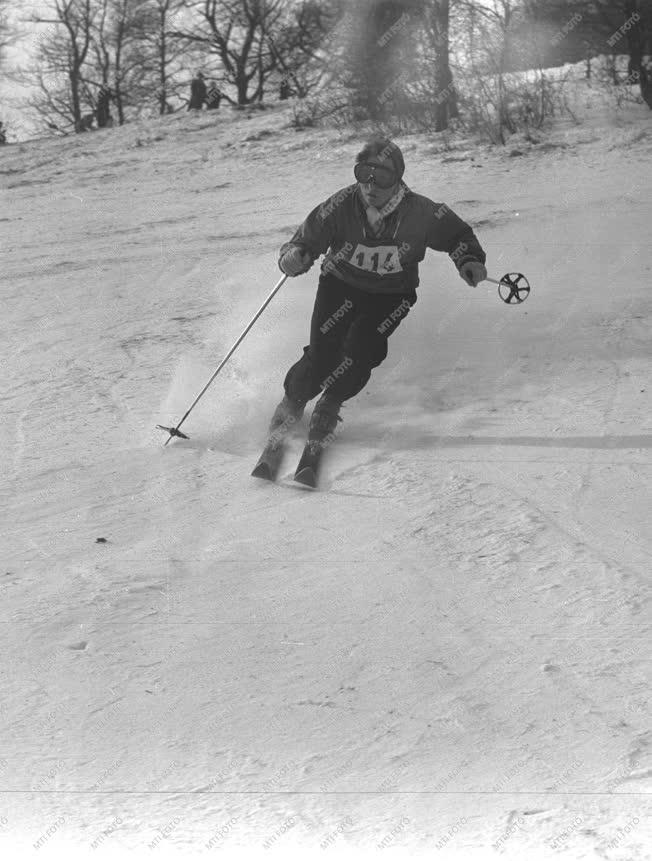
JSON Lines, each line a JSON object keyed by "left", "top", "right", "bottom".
{"left": 356, "top": 181, "right": 411, "bottom": 237}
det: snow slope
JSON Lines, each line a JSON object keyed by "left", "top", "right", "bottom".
{"left": 1, "top": 97, "right": 651, "bottom": 860}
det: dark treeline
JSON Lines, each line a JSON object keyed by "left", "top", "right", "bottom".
{"left": 2, "top": 0, "right": 651, "bottom": 141}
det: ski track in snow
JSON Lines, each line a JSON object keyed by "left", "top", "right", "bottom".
{"left": 1, "top": 94, "right": 651, "bottom": 859}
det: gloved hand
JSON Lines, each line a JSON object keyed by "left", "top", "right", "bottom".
{"left": 279, "top": 246, "right": 313, "bottom": 277}
{"left": 459, "top": 260, "right": 487, "bottom": 287}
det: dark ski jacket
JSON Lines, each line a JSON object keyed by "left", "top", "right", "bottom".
{"left": 279, "top": 184, "right": 486, "bottom": 294}
{"left": 206, "top": 85, "right": 222, "bottom": 109}
{"left": 96, "top": 86, "right": 113, "bottom": 128}
{"left": 188, "top": 77, "right": 207, "bottom": 110}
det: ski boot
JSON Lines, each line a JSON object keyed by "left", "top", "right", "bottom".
{"left": 294, "top": 393, "right": 343, "bottom": 487}
{"left": 252, "top": 394, "right": 305, "bottom": 481}
{"left": 268, "top": 394, "right": 306, "bottom": 439}
{"left": 307, "top": 392, "right": 343, "bottom": 443}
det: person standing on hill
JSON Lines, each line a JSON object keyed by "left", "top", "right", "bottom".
{"left": 96, "top": 84, "right": 114, "bottom": 128}
{"left": 279, "top": 78, "right": 291, "bottom": 100}
{"left": 206, "top": 80, "right": 222, "bottom": 110}
{"left": 188, "top": 72, "right": 207, "bottom": 110}
{"left": 254, "top": 136, "right": 487, "bottom": 486}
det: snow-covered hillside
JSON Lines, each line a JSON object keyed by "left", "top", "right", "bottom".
{"left": 1, "top": 93, "right": 651, "bottom": 860}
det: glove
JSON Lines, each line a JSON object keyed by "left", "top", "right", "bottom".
{"left": 459, "top": 260, "right": 487, "bottom": 287}
{"left": 279, "top": 246, "right": 313, "bottom": 277}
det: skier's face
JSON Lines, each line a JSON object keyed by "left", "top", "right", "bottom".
{"left": 357, "top": 156, "right": 399, "bottom": 208}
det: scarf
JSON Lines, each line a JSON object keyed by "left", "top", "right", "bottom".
{"left": 364, "top": 182, "right": 408, "bottom": 237}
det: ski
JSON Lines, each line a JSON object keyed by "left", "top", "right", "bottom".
{"left": 293, "top": 441, "right": 325, "bottom": 489}
{"left": 252, "top": 405, "right": 307, "bottom": 483}
{"left": 251, "top": 437, "right": 287, "bottom": 482}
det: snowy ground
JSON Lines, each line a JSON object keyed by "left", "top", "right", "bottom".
{"left": 1, "top": 92, "right": 651, "bottom": 860}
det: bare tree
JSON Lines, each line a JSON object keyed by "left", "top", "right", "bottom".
{"left": 136, "top": 0, "right": 192, "bottom": 114}
{"left": 413, "top": 0, "right": 460, "bottom": 131}
{"left": 175, "top": 0, "right": 298, "bottom": 105}
{"left": 264, "top": 0, "right": 342, "bottom": 98}
{"left": 425, "top": 0, "right": 459, "bottom": 132}
{"left": 0, "top": 0, "right": 16, "bottom": 68}
{"left": 22, "top": 0, "right": 189, "bottom": 132}
{"left": 29, "top": 0, "right": 97, "bottom": 132}
{"left": 87, "top": 0, "right": 157, "bottom": 124}
{"left": 453, "top": 0, "right": 527, "bottom": 142}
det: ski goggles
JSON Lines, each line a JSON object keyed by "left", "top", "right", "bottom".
{"left": 354, "top": 162, "right": 398, "bottom": 189}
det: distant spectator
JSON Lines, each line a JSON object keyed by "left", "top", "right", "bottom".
{"left": 280, "top": 72, "right": 299, "bottom": 100}
{"left": 96, "top": 85, "right": 114, "bottom": 128}
{"left": 188, "top": 72, "right": 207, "bottom": 110}
{"left": 0, "top": 121, "right": 6, "bottom": 145}
{"left": 206, "top": 80, "right": 222, "bottom": 110}
{"left": 75, "top": 113, "right": 95, "bottom": 133}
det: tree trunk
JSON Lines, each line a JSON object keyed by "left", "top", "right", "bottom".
{"left": 159, "top": 50, "right": 167, "bottom": 113}
{"left": 639, "top": 65, "right": 652, "bottom": 108}
{"left": 159, "top": 9, "right": 167, "bottom": 115}
{"left": 497, "top": 6, "right": 516, "bottom": 139}
{"left": 70, "top": 68, "right": 82, "bottom": 128}
{"left": 236, "top": 65, "right": 248, "bottom": 104}
{"left": 625, "top": 0, "right": 652, "bottom": 108}
{"left": 433, "top": 0, "right": 457, "bottom": 131}
{"left": 115, "top": 31, "right": 124, "bottom": 124}
{"left": 114, "top": 86, "right": 124, "bottom": 124}
{"left": 607, "top": 53, "right": 619, "bottom": 84}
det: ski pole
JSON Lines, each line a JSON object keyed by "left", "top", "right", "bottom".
{"left": 484, "top": 272, "right": 531, "bottom": 304}
{"left": 157, "top": 273, "right": 289, "bottom": 446}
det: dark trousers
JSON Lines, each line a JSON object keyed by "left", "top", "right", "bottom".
{"left": 284, "top": 273, "right": 416, "bottom": 404}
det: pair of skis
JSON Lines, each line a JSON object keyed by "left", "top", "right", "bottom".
{"left": 251, "top": 434, "right": 324, "bottom": 489}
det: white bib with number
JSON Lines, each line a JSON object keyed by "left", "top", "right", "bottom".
{"left": 349, "top": 244, "right": 404, "bottom": 275}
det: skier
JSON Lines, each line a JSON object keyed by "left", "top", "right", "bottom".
{"left": 206, "top": 80, "right": 222, "bottom": 110}
{"left": 187, "top": 72, "right": 207, "bottom": 110}
{"left": 259, "top": 136, "right": 487, "bottom": 484}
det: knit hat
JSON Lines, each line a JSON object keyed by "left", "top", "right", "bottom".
{"left": 383, "top": 141, "right": 405, "bottom": 181}
{"left": 356, "top": 137, "right": 405, "bottom": 181}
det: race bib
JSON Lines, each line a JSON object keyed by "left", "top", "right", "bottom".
{"left": 349, "top": 244, "right": 404, "bottom": 275}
